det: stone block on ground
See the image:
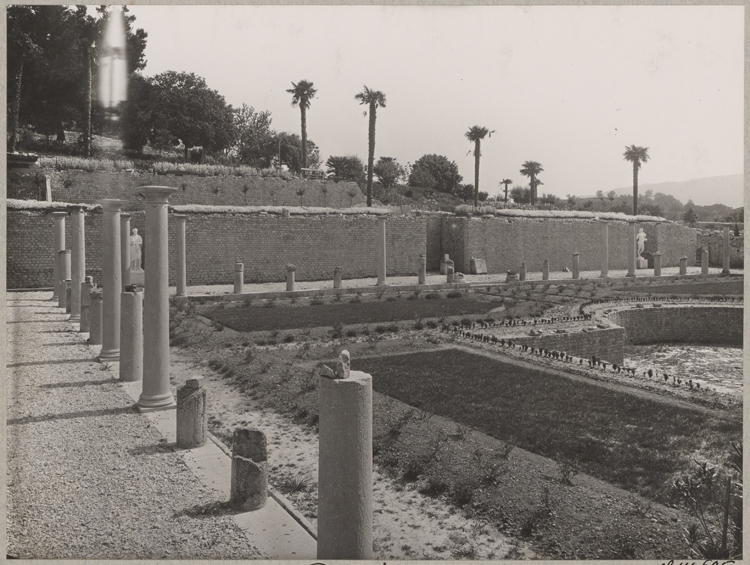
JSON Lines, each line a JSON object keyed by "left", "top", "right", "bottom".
{"left": 470, "top": 257, "right": 487, "bottom": 275}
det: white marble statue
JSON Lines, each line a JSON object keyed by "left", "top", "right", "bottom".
{"left": 130, "top": 228, "right": 143, "bottom": 270}
{"left": 636, "top": 228, "right": 647, "bottom": 257}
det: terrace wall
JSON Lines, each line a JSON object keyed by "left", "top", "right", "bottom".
{"left": 512, "top": 327, "right": 626, "bottom": 365}
{"left": 699, "top": 231, "right": 744, "bottom": 268}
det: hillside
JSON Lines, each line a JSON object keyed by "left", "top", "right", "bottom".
{"left": 611, "top": 174, "right": 743, "bottom": 207}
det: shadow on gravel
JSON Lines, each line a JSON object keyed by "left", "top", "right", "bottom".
{"left": 42, "top": 342, "right": 84, "bottom": 347}
{"left": 173, "top": 501, "right": 237, "bottom": 519}
{"left": 7, "top": 358, "right": 95, "bottom": 368}
{"left": 7, "top": 319, "right": 63, "bottom": 324}
{"left": 38, "top": 378, "right": 119, "bottom": 389}
{"left": 7, "top": 405, "right": 137, "bottom": 426}
{"left": 128, "top": 440, "right": 176, "bottom": 457}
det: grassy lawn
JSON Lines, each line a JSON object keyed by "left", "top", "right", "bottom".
{"left": 615, "top": 280, "right": 743, "bottom": 295}
{"left": 202, "top": 296, "right": 504, "bottom": 332}
{"left": 353, "top": 348, "right": 741, "bottom": 502}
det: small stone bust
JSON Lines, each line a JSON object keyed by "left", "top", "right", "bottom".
{"left": 336, "top": 350, "right": 351, "bottom": 379}
{"left": 286, "top": 263, "right": 297, "bottom": 272}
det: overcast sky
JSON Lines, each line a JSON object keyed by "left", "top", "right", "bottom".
{"left": 125, "top": 5, "right": 743, "bottom": 199}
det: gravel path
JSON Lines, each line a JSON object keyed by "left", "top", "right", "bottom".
{"left": 6, "top": 291, "right": 261, "bottom": 559}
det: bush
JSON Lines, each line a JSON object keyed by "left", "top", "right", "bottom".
{"left": 447, "top": 291, "right": 462, "bottom": 299}
{"left": 283, "top": 334, "right": 295, "bottom": 343}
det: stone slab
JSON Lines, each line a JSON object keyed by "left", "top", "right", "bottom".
{"left": 470, "top": 257, "right": 488, "bottom": 275}
{"left": 635, "top": 257, "right": 648, "bottom": 269}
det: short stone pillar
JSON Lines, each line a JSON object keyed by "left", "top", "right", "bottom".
{"left": 599, "top": 222, "right": 609, "bottom": 278}
{"left": 64, "top": 280, "right": 72, "bottom": 313}
{"left": 446, "top": 264, "right": 454, "bottom": 284}
{"left": 234, "top": 262, "right": 244, "bottom": 294}
{"left": 519, "top": 262, "right": 527, "bottom": 281}
{"left": 230, "top": 428, "right": 268, "bottom": 511}
{"left": 120, "top": 213, "right": 131, "bottom": 290}
{"left": 80, "top": 277, "right": 95, "bottom": 333}
{"left": 57, "top": 250, "right": 71, "bottom": 309}
{"left": 51, "top": 211, "right": 67, "bottom": 300}
{"left": 120, "top": 285, "right": 144, "bottom": 383}
{"left": 176, "top": 376, "right": 207, "bottom": 449}
{"left": 440, "top": 254, "right": 450, "bottom": 275}
{"left": 318, "top": 362, "right": 373, "bottom": 559}
{"left": 701, "top": 247, "right": 709, "bottom": 274}
{"left": 100, "top": 199, "right": 124, "bottom": 361}
{"left": 679, "top": 256, "right": 688, "bottom": 276}
{"left": 69, "top": 207, "right": 86, "bottom": 322}
{"left": 572, "top": 253, "right": 580, "bottom": 279}
{"left": 722, "top": 227, "right": 731, "bottom": 274}
{"left": 281, "top": 208, "right": 290, "bottom": 218}
{"left": 333, "top": 267, "right": 342, "bottom": 289}
{"left": 139, "top": 187, "right": 177, "bottom": 409}
{"left": 542, "top": 259, "right": 549, "bottom": 280}
{"left": 652, "top": 252, "right": 662, "bottom": 276}
{"left": 286, "top": 264, "right": 296, "bottom": 292}
{"left": 418, "top": 254, "right": 426, "bottom": 285}
{"left": 89, "top": 289, "right": 103, "bottom": 346}
{"left": 174, "top": 214, "right": 188, "bottom": 296}
{"left": 376, "top": 217, "right": 386, "bottom": 286}
{"left": 626, "top": 223, "right": 637, "bottom": 277}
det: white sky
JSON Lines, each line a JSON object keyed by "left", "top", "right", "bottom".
{"left": 125, "top": 5, "right": 743, "bottom": 199}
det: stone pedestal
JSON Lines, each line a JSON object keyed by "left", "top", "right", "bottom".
{"left": 542, "top": 259, "right": 549, "bottom": 280}
{"left": 57, "top": 250, "right": 71, "bottom": 309}
{"left": 333, "top": 267, "right": 342, "bottom": 289}
{"left": 722, "top": 226, "right": 731, "bottom": 274}
{"left": 281, "top": 208, "right": 290, "bottom": 218}
{"left": 636, "top": 257, "right": 648, "bottom": 270}
{"left": 572, "top": 253, "right": 580, "bottom": 279}
{"left": 120, "top": 214, "right": 131, "bottom": 290}
{"left": 599, "top": 222, "right": 609, "bottom": 278}
{"left": 440, "top": 254, "right": 450, "bottom": 275}
{"left": 318, "top": 371, "right": 373, "bottom": 559}
{"left": 626, "top": 223, "right": 637, "bottom": 277}
{"left": 376, "top": 217, "right": 386, "bottom": 286}
{"left": 519, "top": 262, "right": 526, "bottom": 281}
{"left": 69, "top": 207, "right": 86, "bottom": 323}
{"left": 120, "top": 286, "right": 144, "bottom": 383}
{"left": 174, "top": 214, "right": 187, "bottom": 296}
{"left": 286, "top": 264, "right": 296, "bottom": 292}
{"left": 51, "top": 211, "right": 67, "bottom": 300}
{"left": 139, "top": 187, "right": 177, "bottom": 409}
{"left": 80, "top": 277, "right": 95, "bottom": 333}
{"left": 652, "top": 252, "right": 662, "bottom": 276}
{"left": 701, "top": 247, "right": 709, "bottom": 274}
{"left": 100, "top": 200, "right": 125, "bottom": 361}
{"left": 470, "top": 257, "right": 487, "bottom": 275}
{"left": 230, "top": 428, "right": 268, "bottom": 511}
{"left": 89, "top": 290, "right": 103, "bottom": 346}
{"left": 679, "top": 256, "right": 688, "bottom": 276}
{"left": 177, "top": 377, "right": 207, "bottom": 449}
{"left": 234, "top": 262, "right": 244, "bottom": 294}
{"left": 418, "top": 254, "right": 426, "bottom": 285}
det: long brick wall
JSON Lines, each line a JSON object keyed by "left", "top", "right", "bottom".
{"left": 699, "top": 231, "right": 744, "bottom": 268}
{"left": 6, "top": 209, "right": 426, "bottom": 288}
{"left": 513, "top": 327, "right": 626, "bottom": 365}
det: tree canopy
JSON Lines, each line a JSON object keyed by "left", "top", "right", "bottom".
{"left": 326, "top": 155, "right": 366, "bottom": 182}
{"left": 408, "top": 154, "right": 463, "bottom": 194}
{"left": 373, "top": 157, "right": 404, "bottom": 188}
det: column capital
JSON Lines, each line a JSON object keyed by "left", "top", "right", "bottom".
{"left": 50, "top": 210, "right": 69, "bottom": 218}
{"left": 120, "top": 212, "right": 133, "bottom": 220}
{"left": 172, "top": 214, "right": 188, "bottom": 221}
{"left": 142, "top": 186, "right": 178, "bottom": 203}
{"left": 652, "top": 251, "right": 662, "bottom": 256}
{"left": 100, "top": 199, "right": 126, "bottom": 212}
{"left": 66, "top": 205, "right": 87, "bottom": 213}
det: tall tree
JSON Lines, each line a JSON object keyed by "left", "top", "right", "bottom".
{"left": 286, "top": 80, "right": 316, "bottom": 168}
{"left": 325, "top": 155, "right": 366, "bottom": 182}
{"left": 408, "top": 154, "right": 462, "bottom": 193}
{"left": 465, "top": 126, "right": 494, "bottom": 207}
{"left": 355, "top": 86, "right": 386, "bottom": 207}
{"left": 520, "top": 161, "right": 544, "bottom": 205}
{"left": 500, "top": 178, "right": 512, "bottom": 202}
{"left": 7, "top": 6, "right": 41, "bottom": 150}
{"left": 623, "top": 145, "right": 650, "bottom": 215}
{"left": 373, "top": 157, "right": 404, "bottom": 188}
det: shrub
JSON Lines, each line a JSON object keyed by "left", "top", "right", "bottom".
{"left": 283, "top": 334, "right": 295, "bottom": 343}
{"left": 425, "top": 292, "right": 440, "bottom": 300}
{"left": 447, "top": 291, "right": 462, "bottom": 299}
{"left": 346, "top": 329, "right": 357, "bottom": 337}
{"left": 374, "top": 325, "right": 387, "bottom": 334}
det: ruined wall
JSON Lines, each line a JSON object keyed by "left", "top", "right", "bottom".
{"left": 512, "top": 327, "right": 626, "bottom": 365}
{"left": 699, "top": 231, "right": 744, "bottom": 268}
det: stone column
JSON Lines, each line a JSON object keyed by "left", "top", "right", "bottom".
{"left": 177, "top": 377, "right": 207, "bottom": 449}
{"left": 57, "top": 250, "right": 71, "bottom": 309}
{"left": 418, "top": 254, "right": 426, "bottom": 285}
{"left": 80, "top": 277, "right": 95, "bottom": 333}
{"left": 50, "top": 211, "right": 67, "bottom": 300}
{"left": 626, "top": 223, "right": 637, "bottom": 277}
{"left": 231, "top": 428, "right": 268, "bottom": 510}
{"left": 234, "top": 262, "right": 244, "bottom": 294}
{"left": 572, "top": 253, "right": 580, "bottom": 279}
{"left": 64, "top": 280, "right": 72, "bottom": 313}
{"left": 120, "top": 285, "right": 143, "bottom": 383}
{"left": 376, "top": 217, "right": 386, "bottom": 286}
{"left": 333, "top": 267, "right": 342, "bottom": 289}
{"left": 652, "top": 252, "right": 662, "bottom": 277}
{"left": 599, "top": 222, "right": 609, "bottom": 278}
{"left": 520, "top": 262, "right": 527, "bottom": 282}
{"left": 446, "top": 264, "right": 454, "bottom": 284}
{"left": 701, "top": 247, "right": 709, "bottom": 274}
{"left": 542, "top": 259, "right": 549, "bottom": 280}
{"left": 174, "top": 214, "right": 187, "bottom": 296}
{"left": 69, "top": 207, "right": 86, "bottom": 323}
{"left": 99, "top": 200, "right": 124, "bottom": 361}
{"left": 89, "top": 289, "right": 103, "bottom": 346}
{"left": 722, "top": 226, "right": 731, "bottom": 274}
{"left": 120, "top": 213, "right": 131, "bottom": 290}
{"left": 318, "top": 370, "right": 373, "bottom": 559}
{"left": 139, "top": 186, "right": 177, "bottom": 409}
{"left": 679, "top": 256, "right": 688, "bottom": 276}
{"left": 286, "top": 264, "right": 296, "bottom": 292}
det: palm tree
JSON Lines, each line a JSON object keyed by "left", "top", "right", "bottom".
{"left": 355, "top": 86, "right": 386, "bottom": 207}
{"left": 520, "top": 161, "right": 544, "bottom": 205}
{"left": 623, "top": 145, "right": 650, "bottom": 215}
{"left": 286, "top": 80, "right": 317, "bottom": 168}
{"left": 465, "top": 126, "right": 494, "bottom": 207}
{"left": 500, "top": 179, "right": 512, "bottom": 202}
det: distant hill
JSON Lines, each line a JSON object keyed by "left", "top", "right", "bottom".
{"left": 611, "top": 174, "right": 743, "bottom": 208}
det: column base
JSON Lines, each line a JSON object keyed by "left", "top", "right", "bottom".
{"left": 176, "top": 292, "right": 187, "bottom": 297}
{"left": 69, "top": 314, "right": 81, "bottom": 323}
{"left": 376, "top": 281, "right": 387, "bottom": 287}
{"left": 137, "top": 392, "right": 176, "bottom": 410}
{"left": 98, "top": 348, "right": 120, "bottom": 362}
{"left": 625, "top": 272, "right": 636, "bottom": 278}
{"left": 599, "top": 273, "right": 609, "bottom": 279}
{"left": 721, "top": 269, "right": 731, "bottom": 275}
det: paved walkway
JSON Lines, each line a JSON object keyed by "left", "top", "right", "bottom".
{"left": 6, "top": 290, "right": 316, "bottom": 559}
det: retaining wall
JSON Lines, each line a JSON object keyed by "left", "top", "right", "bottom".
{"left": 699, "top": 232, "right": 744, "bottom": 268}
{"left": 512, "top": 327, "right": 626, "bottom": 365}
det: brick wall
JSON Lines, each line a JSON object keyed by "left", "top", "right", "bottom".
{"left": 7, "top": 209, "right": 426, "bottom": 288}
{"left": 8, "top": 169, "right": 366, "bottom": 209}
{"left": 652, "top": 223, "right": 701, "bottom": 266}
{"left": 699, "top": 231, "right": 744, "bottom": 268}
{"left": 441, "top": 217, "right": 470, "bottom": 272}
{"left": 513, "top": 327, "right": 626, "bottom": 365}
{"left": 608, "top": 306, "right": 742, "bottom": 346}
{"left": 425, "top": 215, "right": 444, "bottom": 270}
